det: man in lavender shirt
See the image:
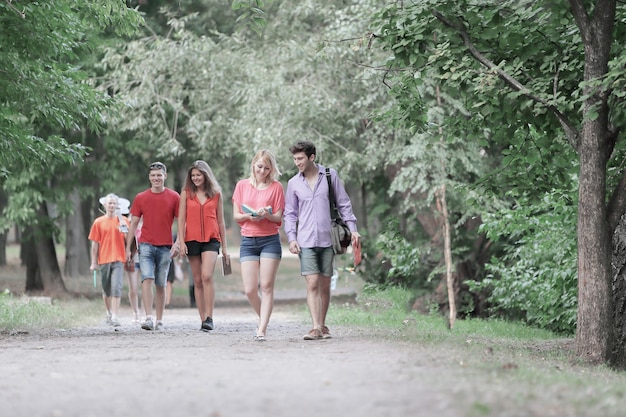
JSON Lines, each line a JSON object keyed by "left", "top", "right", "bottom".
{"left": 284, "top": 140, "right": 361, "bottom": 340}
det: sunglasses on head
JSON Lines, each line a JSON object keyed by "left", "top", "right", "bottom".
{"left": 149, "top": 162, "right": 166, "bottom": 171}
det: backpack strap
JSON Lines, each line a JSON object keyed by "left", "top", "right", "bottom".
{"left": 326, "top": 168, "right": 339, "bottom": 220}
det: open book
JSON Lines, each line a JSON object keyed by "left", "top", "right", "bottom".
{"left": 242, "top": 204, "right": 272, "bottom": 217}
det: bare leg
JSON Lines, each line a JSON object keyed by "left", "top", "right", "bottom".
{"left": 305, "top": 274, "right": 322, "bottom": 330}
{"left": 142, "top": 278, "right": 154, "bottom": 318}
{"left": 319, "top": 275, "right": 331, "bottom": 327}
{"left": 257, "top": 258, "right": 280, "bottom": 336}
{"left": 155, "top": 285, "right": 165, "bottom": 321}
{"left": 103, "top": 293, "right": 111, "bottom": 318}
{"left": 165, "top": 281, "right": 173, "bottom": 306}
{"left": 188, "top": 256, "right": 204, "bottom": 321}
{"left": 200, "top": 251, "right": 218, "bottom": 320}
{"left": 110, "top": 296, "right": 121, "bottom": 320}
{"left": 241, "top": 261, "right": 261, "bottom": 316}
{"left": 127, "top": 270, "right": 140, "bottom": 320}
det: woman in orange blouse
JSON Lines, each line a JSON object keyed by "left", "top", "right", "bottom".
{"left": 178, "top": 160, "right": 229, "bottom": 332}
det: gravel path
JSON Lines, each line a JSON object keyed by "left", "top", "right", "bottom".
{"left": 0, "top": 304, "right": 468, "bottom": 417}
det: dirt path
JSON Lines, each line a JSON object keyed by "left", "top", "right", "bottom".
{"left": 0, "top": 303, "right": 474, "bottom": 417}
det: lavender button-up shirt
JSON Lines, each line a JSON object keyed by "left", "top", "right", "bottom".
{"left": 284, "top": 164, "right": 357, "bottom": 248}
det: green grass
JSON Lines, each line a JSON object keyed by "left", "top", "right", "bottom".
{"left": 326, "top": 285, "right": 626, "bottom": 417}
{"left": 0, "top": 290, "right": 101, "bottom": 332}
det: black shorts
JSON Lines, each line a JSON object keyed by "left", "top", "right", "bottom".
{"left": 185, "top": 239, "right": 220, "bottom": 257}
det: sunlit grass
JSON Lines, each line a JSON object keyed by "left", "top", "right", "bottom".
{"left": 0, "top": 290, "right": 101, "bottom": 332}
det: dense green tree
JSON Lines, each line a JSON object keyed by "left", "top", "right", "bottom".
{"left": 0, "top": 0, "right": 142, "bottom": 294}
{"left": 372, "top": 0, "right": 625, "bottom": 365}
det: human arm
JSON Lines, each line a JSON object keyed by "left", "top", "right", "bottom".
{"left": 125, "top": 215, "right": 140, "bottom": 263}
{"left": 90, "top": 241, "right": 99, "bottom": 271}
{"left": 284, "top": 181, "right": 300, "bottom": 254}
{"left": 233, "top": 201, "right": 256, "bottom": 223}
{"left": 178, "top": 190, "right": 188, "bottom": 257}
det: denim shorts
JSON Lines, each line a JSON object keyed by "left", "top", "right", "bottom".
{"left": 138, "top": 243, "right": 172, "bottom": 287}
{"left": 239, "top": 234, "right": 282, "bottom": 263}
{"left": 299, "top": 247, "right": 334, "bottom": 277}
{"left": 99, "top": 262, "right": 124, "bottom": 297}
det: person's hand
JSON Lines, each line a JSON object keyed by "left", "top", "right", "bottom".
{"left": 351, "top": 231, "right": 361, "bottom": 248}
{"left": 179, "top": 242, "right": 188, "bottom": 258}
{"left": 170, "top": 243, "right": 180, "bottom": 258}
{"left": 288, "top": 240, "right": 301, "bottom": 254}
{"left": 256, "top": 206, "right": 271, "bottom": 218}
{"left": 250, "top": 213, "right": 263, "bottom": 222}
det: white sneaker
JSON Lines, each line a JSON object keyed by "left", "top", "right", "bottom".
{"left": 141, "top": 316, "right": 154, "bottom": 331}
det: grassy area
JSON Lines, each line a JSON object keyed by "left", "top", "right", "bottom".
{"left": 0, "top": 291, "right": 102, "bottom": 333}
{"left": 326, "top": 285, "right": 626, "bottom": 417}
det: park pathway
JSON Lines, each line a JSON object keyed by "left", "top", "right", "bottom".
{"left": 0, "top": 303, "right": 467, "bottom": 417}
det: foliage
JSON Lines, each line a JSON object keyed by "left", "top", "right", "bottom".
{"left": 232, "top": 0, "right": 269, "bottom": 35}
{"left": 368, "top": 0, "right": 624, "bottom": 350}
{"left": 372, "top": 218, "right": 422, "bottom": 287}
{"left": 0, "top": 1, "right": 142, "bottom": 233}
{"left": 470, "top": 189, "right": 578, "bottom": 334}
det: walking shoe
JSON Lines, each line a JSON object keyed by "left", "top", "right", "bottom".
{"left": 201, "top": 317, "right": 214, "bottom": 332}
{"left": 110, "top": 318, "right": 121, "bottom": 327}
{"left": 155, "top": 321, "right": 163, "bottom": 331}
{"left": 322, "top": 325, "right": 332, "bottom": 339}
{"left": 141, "top": 316, "right": 154, "bottom": 331}
{"left": 303, "top": 328, "right": 323, "bottom": 340}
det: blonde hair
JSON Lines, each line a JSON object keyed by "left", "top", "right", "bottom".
{"left": 249, "top": 149, "right": 281, "bottom": 187}
{"left": 184, "top": 160, "right": 222, "bottom": 198}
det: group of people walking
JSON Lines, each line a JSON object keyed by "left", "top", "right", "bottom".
{"left": 88, "top": 140, "right": 361, "bottom": 341}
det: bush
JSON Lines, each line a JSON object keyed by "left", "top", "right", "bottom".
{"left": 469, "top": 191, "right": 577, "bottom": 334}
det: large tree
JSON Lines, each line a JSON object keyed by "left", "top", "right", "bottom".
{"left": 0, "top": 0, "right": 142, "bottom": 294}
{"left": 373, "top": 0, "right": 625, "bottom": 364}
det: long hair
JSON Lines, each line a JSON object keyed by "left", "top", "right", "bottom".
{"left": 249, "top": 149, "right": 281, "bottom": 187}
{"left": 184, "top": 160, "right": 221, "bottom": 198}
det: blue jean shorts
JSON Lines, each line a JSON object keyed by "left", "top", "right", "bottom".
{"left": 99, "top": 262, "right": 124, "bottom": 297}
{"left": 299, "top": 247, "right": 334, "bottom": 277}
{"left": 138, "top": 243, "right": 172, "bottom": 287}
{"left": 239, "top": 234, "right": 282, "bottom": 263}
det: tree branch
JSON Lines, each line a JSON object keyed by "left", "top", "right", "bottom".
{"left": 4, "top": 0, "right": 25, "bottom": 18}
{"left": 431, "top": 10, "right": 580, "bottom": 150}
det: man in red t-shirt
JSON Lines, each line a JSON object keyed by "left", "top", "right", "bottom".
{"left": 126, "top": 162, "right": 180, "bottom": 331}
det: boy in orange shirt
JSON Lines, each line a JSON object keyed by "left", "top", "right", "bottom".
{"left": 89, "top": 194, "right": 130, "bottom": 327}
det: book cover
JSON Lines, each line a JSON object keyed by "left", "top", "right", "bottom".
{"left": 242, "top": 204, "right": 272, "bottom": 217}
{"left": 241, "top": 204, "right": 258, "bottom": 216}
{"left": 353, "top": 241, "right": 362, "bottom": 266}
{"left": 221, "top": 255, "right": 232, "bottom": 276}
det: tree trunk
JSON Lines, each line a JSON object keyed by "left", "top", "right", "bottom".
{"left": 611, "top": 216, "right": 626, "bottom": 368}
{"left": 0, "top": 190, "right": 7, "bottom": 266}
{"left": 64, "top": 189, "right": 90, "bottom": 277}
{"left": 572, "top": 0, "right": 616, "bottom": 363}
{"left": 576, "top": 124, "right": 612, "bottom": 363}
{"left": 25, "top": 202, "right": 68, "bottom": 295}
{"left": 23, "top": 226, "right": 43, "bottom": 292}
{"left": 438, "top": 185, "right": 456, "bottom": 329}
